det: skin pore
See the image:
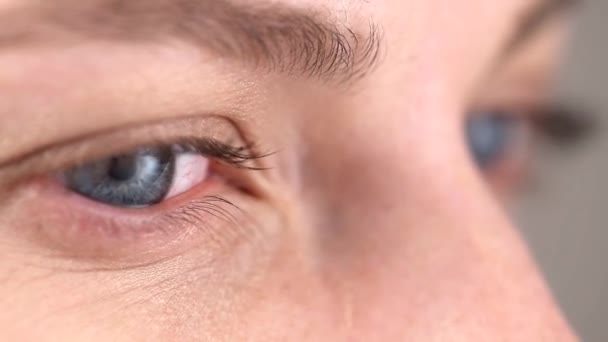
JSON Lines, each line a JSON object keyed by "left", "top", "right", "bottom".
{"left": 0, "top": 0, "right": 581, "bottom": 340}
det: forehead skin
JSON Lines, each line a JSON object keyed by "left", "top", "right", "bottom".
{"left": 0, "top": 0, "right": 577, "bottom": 341}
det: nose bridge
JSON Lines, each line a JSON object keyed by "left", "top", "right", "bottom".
{"left": 299, "top": 108, "right": 576, "bottom": 340}
{"left": 315, "top": 174, "right": 576, "bottom": 339}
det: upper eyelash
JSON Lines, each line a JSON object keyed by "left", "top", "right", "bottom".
{"left": 474, "top": 104, "right": 596, "bottom": 146}
{"left": 530, "top": 105, "right": 596, "bottom": 145}
{"left": 174, "top": 137, "right": 275, "bottom": 170}
{"left": 0, "top": 117, "right": 275, "bottom": 192}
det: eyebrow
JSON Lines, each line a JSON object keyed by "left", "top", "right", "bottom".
{"left": 0, "top": 0, "right": 382, "bottom": 83}
{"left": 507, "top": 0, "right": 581, "bottom": 53}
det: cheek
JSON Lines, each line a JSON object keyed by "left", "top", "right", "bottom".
{"left": 0, "top": 185, "right": 304, "bottom": 340}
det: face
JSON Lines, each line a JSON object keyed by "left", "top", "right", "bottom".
{"left": 0, "top": 0, "right": 583, "bottom": 340}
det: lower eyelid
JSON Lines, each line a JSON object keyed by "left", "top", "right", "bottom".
{"left": 6, "top": 176, "right": 249, "bottom": 265}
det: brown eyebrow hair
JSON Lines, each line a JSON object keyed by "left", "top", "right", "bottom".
{"left": 0, "top": 0, "right": 382, "bottom": 83}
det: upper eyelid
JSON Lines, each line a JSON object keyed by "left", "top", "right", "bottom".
{"left": 504, "top": 0, "right": 579, "bottom": 56}
{"left": 0, "top": 115, "right": 264, "bottom": 188}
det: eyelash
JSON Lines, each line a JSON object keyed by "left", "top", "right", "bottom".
{"left": 170, "top": 137, "right": 270, "bottom": 170}
{"left": 527, "top": 105, "right": 593, "bottom": 145}
{"left": 472, "top": 101, "right": 592, "bottom": 148}
{"left": 54, "top": 137, "right": 267, "bottom": 210}
{"left": 6, "top": 101, "right": 588, "bottom": 262}
{"left": 68, "top": 137, "right": 268, "bottom": 206}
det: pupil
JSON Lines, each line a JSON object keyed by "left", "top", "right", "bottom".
{"left": 108, "top": 156, "right": 138, "bottom": 181}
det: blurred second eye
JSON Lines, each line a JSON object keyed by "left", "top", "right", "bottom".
{"left": 62, "top": 145, "right": 209, "bottom": 208}
{"left": 466, "top": 113, "right": 525, "bottom": 169}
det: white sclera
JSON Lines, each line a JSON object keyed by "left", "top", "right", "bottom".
{"left": 165, "top": 153, "right": 210, "bottom": 199}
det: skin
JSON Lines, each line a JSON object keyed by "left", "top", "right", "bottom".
{"left": 0, "top": 0, "right": 579, "bottom": 341}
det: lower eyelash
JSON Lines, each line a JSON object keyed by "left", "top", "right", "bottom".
{"left": 163, "top": 196, "right": 245, "bottom": 238}
{"left": 9, "top": 178, "right": 254, "bottom": 264}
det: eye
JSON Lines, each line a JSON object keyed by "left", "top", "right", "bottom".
{"left": 61, "top": 144, "right": 209, "bottom": 208}
{"left": 466, "top": 105, "right": 592, "bottom": 196}
{"left": 0, "top": 117, "right": 270, "bottom": 263}
{"left": 466, "top": 112, "right": 527, "bottom": 169}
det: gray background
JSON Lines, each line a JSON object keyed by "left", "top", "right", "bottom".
{"left": 518, "top": 0, "right": 607, "bottom": 340}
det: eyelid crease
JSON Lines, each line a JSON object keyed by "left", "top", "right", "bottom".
{"left": 0, "top": 115, "right": 271, "bottom": 189}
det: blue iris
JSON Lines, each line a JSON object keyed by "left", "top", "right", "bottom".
{"left": 466, "top": 114, "right": 515, "bottom": 168}
{"left": 63, "top": 146, "right": 176, "bottom": 207}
